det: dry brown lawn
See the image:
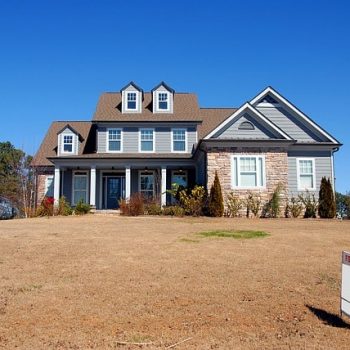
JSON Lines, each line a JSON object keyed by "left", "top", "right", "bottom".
{"left": 0, "top": 215, "right": 350, "bottom": 349}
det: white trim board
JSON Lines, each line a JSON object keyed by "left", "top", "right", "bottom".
{"left": 250, "top": 86, "right": 339, "bottom": 144}
{"left": 204, "top": 103, "right": 292, "bottom": 140}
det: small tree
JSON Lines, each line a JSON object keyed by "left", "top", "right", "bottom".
{"left": 208, "top": 171, "right": 224, "bottom": 217}
{"left": 318, "top": 177, "right": 336, "bottom": 218}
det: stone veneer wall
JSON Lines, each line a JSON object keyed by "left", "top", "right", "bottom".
{"left": 206, "top": 147, "right": 289, "bottom": 217}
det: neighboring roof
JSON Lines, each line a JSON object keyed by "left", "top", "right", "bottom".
{"left": 31, "top": 121, "right": 93, "bottom": 167}
{"left": 203, "top": 103, "right": 292, "bottom": 140}
{"left": 250, "top": 86, "right": 340, "bottom": 144}
{"left": 151, "top": 81, "right": 175, "bottom": 93}
{"left": 93, "top": 92, "right": 201, "bottom": 122}
{"left": 198, "top": 108, "right": 237, "bottom": 139}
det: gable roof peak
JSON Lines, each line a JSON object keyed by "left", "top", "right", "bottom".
{"left": 120, "top": 81, "right": 143, "bottom": 93}
{"left": 151, "top": 81, "right": 175, "bottom": 93}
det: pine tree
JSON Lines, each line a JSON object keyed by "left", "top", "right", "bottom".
{"left": 208, "top": 171, "right": 224, "bottom": 217}
{"left": 318, "top": 177, "right": 336, "bottom": 218}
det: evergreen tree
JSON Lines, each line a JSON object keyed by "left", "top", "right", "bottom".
{"left": 318, "top": 177, "right": 336, "bottom": 218}
{"left": 208, "top": 171, "right": 224, "bottom": 217}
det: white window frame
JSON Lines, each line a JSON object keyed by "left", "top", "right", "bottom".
{"left": 125, "top": 91, "right": 138, "bottom": 111}
{"left": 171, "top": 128, "right": 187, "bottom": 153}
{"left": 61, "top": 134, "right": 75, "bottom": 154}
{"left": 107, "top": 128, "right": 123, "bottom": 153}
{"left": 139, "top": 128, "right": 155, "bottom": 153}
{"left": 72, "top": 171, "right": 89, "bottom": 206}
{"left": 138, "top": 170, "right": 156, "bottom": 198}
{"left": 296, "top": 158, "right": 316, "bottom": 191}
{"left": 45, "top": 175, "right": 54, "bottom": 197}
{"left": 231, "top": 155, "right": 266, "bottom": 189}
{"left": 157, "top": 91, "right": 170, "bottom": 112}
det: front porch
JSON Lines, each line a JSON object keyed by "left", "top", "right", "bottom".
{"left": 53, "top": 164, "right": 197, "bottom": 210}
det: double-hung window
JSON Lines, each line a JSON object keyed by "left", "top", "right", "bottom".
{"left": 139, "top": 171, "right": 155, "bottom": 199}
{"left": 172, "top": 129, "right": 186, "bottom": 152}
{"left": 108, "top": 129, "right": 122, "bottom": 152}
{"left": 63, "top": 135, "right": 73, "bottom": 153}
{"left": 127, "top": 92, "right": 137, "bottom": 110}
{"left": 232, "top": 155, "right": 265, "bottom": 188}
{"left": 297, "top": 158, "right": 315, "bottom": 190}
{"left": 73, "top": 171, "right": 88, "bottom": 205}
{"left": 140, "top": 128, "right": 154, "bottom": 152}
{"left": 158, "top": 92, "right": 169, "bottom": 110}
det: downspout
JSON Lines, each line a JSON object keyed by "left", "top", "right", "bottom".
{"left": 331, "top": 147, "right": 340, "bottom": 194}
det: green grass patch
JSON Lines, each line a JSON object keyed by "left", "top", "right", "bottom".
{"left": 198, "top": 230, "right": 269, "bottom": 239}
{"left": 179, "top": 238, "right": 200, "bottom": 243}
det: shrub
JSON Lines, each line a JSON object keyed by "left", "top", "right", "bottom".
{"left": 318, "top": 177, "right": 336, "bottom": 218}
{"left": 162, "top": 205, "right": 185, "bottom": 217}
{"left": 262, "top": 184, "right": 283, "bottom": 218}
{"left": 178, "top": 185, "right": 206, "bottom": 216}
{"left": 145, "top": 202, "right": 162, "bottom": 215}
{"left": 245, "top": 192, "right": 261, "bottom": 218}
{"left": 74, "top": 199, "right": 91, "bottom": 215}
{"left": 57, "top": 196, "right": 72, "bottom": 216}
{"left": 225, "top": 192, "right": 242, "bottom": 217}
{"left": 288, "top": 196, "right": 303, "bottom": 218}
{"left": 119, "top": 193, "right": 144, "bottom": 216}
{"left": 208, "top": 171, "right": 224, "bottom": 217}
{"left": 36, "top": 196, "right": 54, "bottom": 217}
{"left": 299, "top": 192, "right": 318, "bottom": 218}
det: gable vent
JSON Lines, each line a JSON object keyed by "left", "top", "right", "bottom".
{"left": 238, "top": 121, "right": 255, "bottom": 130}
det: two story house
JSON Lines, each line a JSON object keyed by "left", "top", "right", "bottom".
{"left": 31, "top": 82, "right": 341, "bottom": 211}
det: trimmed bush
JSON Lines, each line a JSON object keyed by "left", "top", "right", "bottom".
{"left": 145, "top": 202, "right": 162, "bottom": 215}
{"left": 119, "top": 193, "right": 144, "bottom": 216}
{"left": 162, "top": 205, "right": 185, "bottom": 217}
{"left": 299, "top": 192, "right": 318, "bottom": 218}
{"left": 36, "top": 196, "right": 54, "bottom": 217}
{"left": 288, "top": 196, "right": 303, "bottom": 218}
{"left": 262, "top": 184, "right": 283, "bottom": 218}
{"left": 225, "top": 192, "right": 242, "bottom": 217}
{"left": 245, "top": 192, "right": 261, "bottom": 218}
{"left": 208, "top": 171, "right": 224, "bottom": 217}
{"left": 318, "top": 177, "right": 336, "bottom": 218}
{"left": 57, "top": 196, "right": 72, "bottom": 216}
{"left": 74, "top": 199, "right": 91, "bottom": 215}
{"left": 178, "top": 185, "right": 206, "bottom": 216}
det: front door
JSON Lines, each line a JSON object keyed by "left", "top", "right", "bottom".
{"left": 104, "top": 176, "right": 125, "bottom": 209}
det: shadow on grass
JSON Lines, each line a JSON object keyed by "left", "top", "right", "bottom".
{"left": 306, "top": 305, "right": 350, "bottom": 329}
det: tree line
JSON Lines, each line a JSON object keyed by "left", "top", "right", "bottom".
{"left": 0, "top": 141, "right": 35, "bottom": 217}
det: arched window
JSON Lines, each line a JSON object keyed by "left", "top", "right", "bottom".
{"left": 238, "top": 121, "right": 255, "bottom": 130}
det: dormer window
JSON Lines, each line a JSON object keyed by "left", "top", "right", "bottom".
{"left": 127, "top": 92, "right": 137, "bottom": 110}
{"left": 63, "top": 135, "right": 73, "bottom": 153}
{"left": 158, "top": 92, "right": 169, "bottom": 110}
{"left": 152, "top": 82, "right": 174, "bottom": 113}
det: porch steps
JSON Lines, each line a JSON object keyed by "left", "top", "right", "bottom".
{"left": 92, "top": 209, "right": 120, "bottom": 215}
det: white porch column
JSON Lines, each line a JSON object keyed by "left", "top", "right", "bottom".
{"left": 125, "top": 165, "right": 131, "bottom": 199}
{"left": 161, "top": 166, "right": 167, "bottom": 207}
{"left": 90, "top": 166, "right": 96, "bottom": 207}
{"left": 54, "top": 166, "right": 60, "bottom": 205}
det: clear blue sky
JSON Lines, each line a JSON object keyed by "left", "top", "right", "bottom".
{"left": 0, "top": 0, "right": 349, "bottom": 192}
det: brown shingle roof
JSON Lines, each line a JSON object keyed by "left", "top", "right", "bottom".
{"left": 198, "top": 108, "right": 237, "bottom": 139}
{"left": 31, "top": 121, "right": 93, "bottom": 167}
{"left": 93, "top": 92, "right": 202, "bottom": 122}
